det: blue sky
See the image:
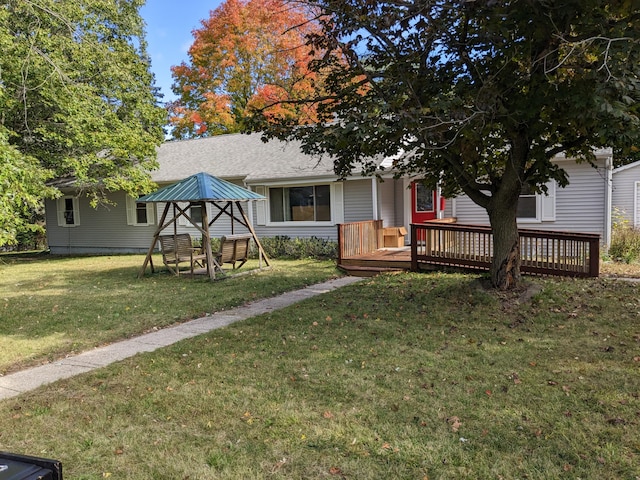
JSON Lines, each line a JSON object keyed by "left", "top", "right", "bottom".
{"left": 140, "top": 1, "right": 223, "bottom": 104}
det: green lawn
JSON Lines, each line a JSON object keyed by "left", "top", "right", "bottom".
{"left": 0, "top": 260, "right": 638, "bottom": 479}
{"left": 0, "top": 254, "right": 340, "bottom": 374}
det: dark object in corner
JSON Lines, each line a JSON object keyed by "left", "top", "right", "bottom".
{"left": 0, "top": 452, "right": 62, "bottom": 480}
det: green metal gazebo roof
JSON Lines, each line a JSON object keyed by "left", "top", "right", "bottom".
{"left": 138, "top": 172, "right": 265, "bottom": 203}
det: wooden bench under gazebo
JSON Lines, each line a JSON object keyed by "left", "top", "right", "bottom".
{"left": 137, "top": 172, "right": 270, "bottom": 280}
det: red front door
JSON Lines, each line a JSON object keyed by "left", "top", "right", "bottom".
{"left": 411, "top": 181, "right": 438, "bottom": 223}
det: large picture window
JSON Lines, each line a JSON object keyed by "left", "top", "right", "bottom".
{"left": 269, "top": 185, "right": 331, "bottom": 222}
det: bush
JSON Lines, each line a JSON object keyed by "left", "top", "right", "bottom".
{"left": 608, "top": 207, "right": 640, "bottom": 263}
{"left": 202, "top": 235, "right": 337, "bottom": 261}
{"left": 609, "top": 228, "right": 640, "bottom": 263}
{"left": 253, "top": 236, "right": 337, "bottom": 260}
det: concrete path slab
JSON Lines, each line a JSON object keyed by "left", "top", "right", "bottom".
{"left": 0, "top": 276, "right": 363, "bottom": 401}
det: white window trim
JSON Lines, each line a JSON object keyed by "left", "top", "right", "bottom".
{"left": 56, "top": 196, "right": 80, "bottom": 227}
{"left": 126, "top": 196, "right": 155, "bottom": 226}
{"left": 516, "top": 194, "right": 541, "bottom": 223}
{"left": 176, "top": 202, "right": 212, "bottom": 227}
{"left": 255, "top": 186, "right": 267, "bottom": 225}
{"left": 517, "top": 180, "right": 556, "bottom": 224}
{"left": 262, "top": 182, "right": 343, "bottom": 226}
{"left": 634, "top": 181, "right": 640, "bottom": 229}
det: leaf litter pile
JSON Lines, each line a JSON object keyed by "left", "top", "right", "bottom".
{"left": 1, "top": 272, "right": 639, "bottom": 479}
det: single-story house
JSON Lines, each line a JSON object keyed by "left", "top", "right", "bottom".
{"left": 44, "top": 134, "right": 618, "bottom": 254}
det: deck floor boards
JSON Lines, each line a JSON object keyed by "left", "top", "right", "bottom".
{"left": 343, "top": 247, "right": 411, "bottom": 262}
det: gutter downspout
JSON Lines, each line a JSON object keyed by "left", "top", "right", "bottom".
{"left": 604, "top": 155, "right": 613, "bottom": 248}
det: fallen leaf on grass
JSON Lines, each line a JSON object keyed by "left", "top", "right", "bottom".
{"left": 329, "top": 466, "right": 343, "bottom": 475}
{"left": 447, "top": 416, "right": 462, "bottom": 432}
{"left": 606, "top": 417, "right": 626, "bottom": 425}
{"left": 323, "top": 411, "right": 334, "bottom": 419}
{"left": 271, "top": 458, "right": 287, "bottom": 473}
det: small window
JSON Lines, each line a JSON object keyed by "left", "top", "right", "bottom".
{"left": 415, "top": 183, "right": 434, "bottom": 212}
{"left": 516, "top": 181, "right": 556, "bottom": 222}
{"left": 269, "top": 185, "right": 332, "bottom": 222}
{"left": 517, "top": 184, "right": 538, "bottom": 220}
{"left": 126, "top": 196, "right": 155, "bottom": 226}
{"left": 136, "top": 203, "right": 148, "bottom": 224}
{"left": 190, "top": 204, "right": 203, "bottom": 224}
{"left": 63, "top": 198, "right": 75, "bottom": 224}
{"left": 57, "top": 196, "right": 80, "bottom": 227}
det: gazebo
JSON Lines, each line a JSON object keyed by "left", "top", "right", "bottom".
{"left": 137, "top": 172, "right": 270, "bottom": 280}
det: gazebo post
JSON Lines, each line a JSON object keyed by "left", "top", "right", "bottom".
{"left": 199, "top": 200, "right": 217, "bottom": 280}
{"left": 138, "top": 202, "right": 171, "bottom": 278}
{"left": 236, "top": 201, "right": 271, "bottom": 267}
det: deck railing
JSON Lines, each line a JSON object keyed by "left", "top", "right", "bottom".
{"left": 337, "top": 220, "right": 384, "bottom": 262}
{"left": 412, "top": 222, "right": 600, "bottom": 277}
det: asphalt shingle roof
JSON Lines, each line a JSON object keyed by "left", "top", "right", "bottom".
{"left": 138, "top": 172, "right": 265, "bottom": 203}
{"left": 152, "top": 133, "right": 335, "bottom": 183}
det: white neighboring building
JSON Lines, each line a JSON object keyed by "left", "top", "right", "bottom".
{"left": 612, "top": 160, "right": 640, "bottom": 229}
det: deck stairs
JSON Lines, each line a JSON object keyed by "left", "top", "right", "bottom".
{"left": 337, "top": 247, "right": 412, "bottom": 277}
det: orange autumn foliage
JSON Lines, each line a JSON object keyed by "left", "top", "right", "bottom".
{"left": 168, "top": 0, "right": 322, "bottom": 138}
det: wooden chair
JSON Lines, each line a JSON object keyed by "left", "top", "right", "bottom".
{"left": 158, "top": 234, "right": 208, "bottom": 277}
{"left": 216, "top": 234, "right": 252, "bottom": 270}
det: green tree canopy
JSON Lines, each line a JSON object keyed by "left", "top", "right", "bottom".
{"left": 0, "top": 0, "right": 166, "bottom": 245}
{"left": 251, "top": 0, "right": 640, "bottom": 288}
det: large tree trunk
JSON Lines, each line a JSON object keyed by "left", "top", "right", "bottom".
{"left": 487, "top": 201, "right": 521, "bottom": 289}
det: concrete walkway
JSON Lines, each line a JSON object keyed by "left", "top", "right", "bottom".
{"left": 0, "top": 276, "right": 363, "bottom": 401}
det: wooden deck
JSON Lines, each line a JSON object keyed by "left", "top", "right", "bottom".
{"left": 337, "top": 247, "right": 414, "bottom": 276}
{"left": 337, "top": 220, "right": 600, "bottom": 278}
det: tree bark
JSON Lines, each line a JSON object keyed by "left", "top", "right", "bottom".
{"left": 488, "top": 204, "right": 521, "bottom": 289}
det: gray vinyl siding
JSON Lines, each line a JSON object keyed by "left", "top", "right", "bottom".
{"left": 343, "top": 178, "right": 375, "bottom": 223}
{"left": 249, "top": 210, "right": 339, "bottom": 240}
{"left": 443, "top": 195, "right": 454, "bottom": 218}
{"left": 452, "top": 158, "right": 609, "bottom": 238}
{"left": 46, "top": 191, "right": 157, "bottom": 255}
{"left": 46, "top": 190, "right": 252, "bottom": 255}
{"left": 395, "top": 180, "right": 408, "bottom": 228}
{"left": 612, "top": 162, "right": 640, "bottom": 227}
{"left": 378, "top": 178, "right": 398, "bottom": 227}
